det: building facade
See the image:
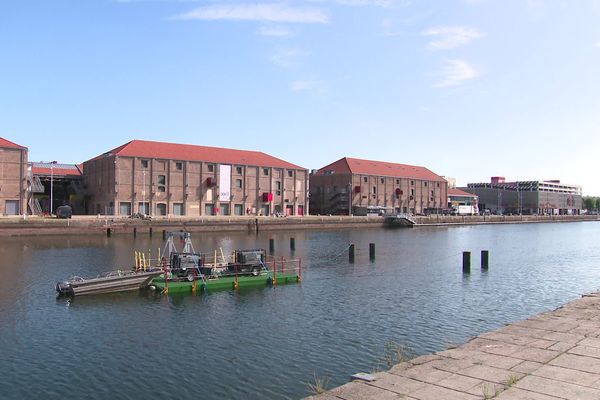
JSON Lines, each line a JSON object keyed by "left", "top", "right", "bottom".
{"left": 309, "top": 157, "right": 448, "bottom": 215}
{"left": 30, "top": 163, "right": 85, "bottom": 215}
{"left": 0, "top": 137, "right": 28, "bottom": 215}
{"left": 448, "top": 188, "right": 478, "bottom": 215}
{"left": 83, "top": 140, "right": 308, "bottom": 217}
{"left": 461, "top": 177, "right": 582, "bottom": 215}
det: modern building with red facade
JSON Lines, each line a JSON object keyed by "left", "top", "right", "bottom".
{"left": 309, "top": 157, "right": 448, "bottom": 215}
{"left": 83, "top": 140, "right": 308, "bottom": 217}
{"left": 0, "top": 137, "right": 28, "bottom": 215}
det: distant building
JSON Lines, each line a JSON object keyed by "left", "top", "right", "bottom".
{"left": 461, "top": 177, "right": 582, "bottom": 215}
{"left": 448, "top": 188, "right": 478, "bottom": 215}
{"left": 83, "top": 140, "right": 308, "bottom": 216}
{"left": 0, "top": 137, "right": 28, "bottom": 215}
{"left": 309, "top": 157, "right": 447, "bottom": 215}
{"left": 29, "top": 162, "right": 85, "bottom": 215}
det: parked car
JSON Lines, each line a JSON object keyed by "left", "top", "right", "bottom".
{"left": 56, "top": 205, "right": 73, "bottom": 219}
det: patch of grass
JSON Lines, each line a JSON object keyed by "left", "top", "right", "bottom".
{"left": 504, "top": 374, "right": 520, "bottom": 388}
{"left": 307, "top": 372, "right": 330, "bottom": 395}
{"left": 375, "top": 340, "right": 413, "bottom": 370}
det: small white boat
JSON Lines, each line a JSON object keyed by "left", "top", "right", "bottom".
{"left": 56, "top": 269, "right": 163, "bottom": 296}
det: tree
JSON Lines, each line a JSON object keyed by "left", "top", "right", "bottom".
{"left": 583, "top": 197, "right": 595, "bottom": 210}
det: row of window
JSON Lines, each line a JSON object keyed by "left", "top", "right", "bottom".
{"left": 139, "top": 159, "right": 296, "bottom": 178}
{"left": 362, "top": 176, "right": 441, "bottom": 187}
{"left": 142, "top": 176, "right": 283, "bottom": 192}
{"left": 118, "top": 202, "right": 303, "bottom": 216}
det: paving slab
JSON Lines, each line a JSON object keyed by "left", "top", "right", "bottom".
{"left": 308, "top": 292, "right": 600, "bottom": 400}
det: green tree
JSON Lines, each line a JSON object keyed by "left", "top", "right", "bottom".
{"left": 583, "top": 197, "right": 595, "bottom": 210}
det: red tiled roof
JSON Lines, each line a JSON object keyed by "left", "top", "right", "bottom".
{"left": 89, "top": 140, "right": 304, "bottom": 170}
{"left": 315, "top": 157, "right": 445, "bottom": 182}
{"left": 0, "top": 137, "right": 27, "bottom": 150}
{"left": 448, "top": 188, "right": 477, "bottom": 197}
{"left": 31, "top": 163, "right": 83, "bottom": 177}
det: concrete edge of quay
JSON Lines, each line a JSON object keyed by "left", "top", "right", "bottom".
{"left": 0, "top": 214, "right": 597, "bottom": 237}
{"left": 306, "top": 291, "right": 600, "bottom": 400}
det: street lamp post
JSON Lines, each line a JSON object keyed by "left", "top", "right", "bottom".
{"left": 49, "top": 161, "right": 57, "bottom": 215}
{"left": 142, "top": 170, "right": 146, "bottom": 216}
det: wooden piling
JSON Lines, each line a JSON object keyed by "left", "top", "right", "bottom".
{"left": 269, "top": 238, "right": 275, "bottom": 254}
{"left": 463, "top": 251, "right": 471, "bottom": 273}
{"left": 133, "top": 227, "right": 137, "bottom": 238}
{"left": 369, "top": 243, "right": 375, "bottom": 261}
{"left": 481, "top": 250, "right": 489, "bottom": 270}
{"left": 349, "top": 244, "right": 355, "bottom": 263}
{"left": 106, "top": 228, "right": 111, "bottom": 237}
{"left": 149, "top": 227, "right": 153, "bottom": 237}
{"left": 162, "top": 230, "right": 166, "bottom": 240}
{"left": 290, "top": 237, "right": 295, "bottom": 251}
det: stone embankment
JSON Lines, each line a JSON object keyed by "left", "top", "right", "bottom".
{"left": 308, "top": 292, "right": 600, "bottom": 400}
{"left": 0, "top": 214, "right": 596, "bottom": 237}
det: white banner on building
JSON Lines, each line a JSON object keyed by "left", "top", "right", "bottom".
{"left": 219, "top": 165, "right": 231, "bottom": 201}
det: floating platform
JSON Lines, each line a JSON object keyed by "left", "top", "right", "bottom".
{"left": 150, "top": 272, "right": 300, "bottom": 294}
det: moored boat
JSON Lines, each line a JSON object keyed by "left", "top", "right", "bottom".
{"left": 56, "top": 269, "right": 163, "bottom": 296}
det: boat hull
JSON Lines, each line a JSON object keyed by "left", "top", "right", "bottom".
{"left": 151, "top": 272, "right": 299, "bottom": 294}
{"left": 57, "top": 270, "right": 164, "bottom": 296}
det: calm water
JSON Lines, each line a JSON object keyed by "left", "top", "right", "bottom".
{"left": 1, "top": 222, "right": 600, "bottom": 399}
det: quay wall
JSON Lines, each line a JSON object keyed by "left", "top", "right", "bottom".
{"left": 0, "top": 214, "right": 596, "bottom": 237}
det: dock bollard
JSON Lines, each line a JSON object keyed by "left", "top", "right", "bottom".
{"left": 133, "top": 227, "right": 137, "bottom": 238}
{"left": 149, "top": 227, "right": 153, "bottom": 237}
{"left": 269, "top": 238, "right": 275, "bottom": 254}
{"left": 290, "top": 237, "right": 296, "bottom": 251}
{"left": 106, "top": 228, "right": 111, "bottom": 237}
{"left": 369, "top": 243, "right": 375, "bottom": 261}
{"left": 162, "top": 230, "right": 166, "bottom": 240}
{"left": 349, "top": 244, "right": 355, "bottom": 263}
{"left": 462, "top": 251, "right": 471, "bottom": 273}
{"left": 481, "top": 250, "right": 489, "bottom": 270}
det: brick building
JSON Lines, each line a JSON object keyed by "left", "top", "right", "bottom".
{"left": 83, "top": 140, "right": 308, "bottom": 217}
{"left": 0, "top": 137, "right": 28, "bottom": 215}
{"left": 309, "top": 157, "right": 447, "bottom": 215}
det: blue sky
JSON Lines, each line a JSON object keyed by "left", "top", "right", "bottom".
{"left": 2, "top": 0, "right": 600, "bottom": 194}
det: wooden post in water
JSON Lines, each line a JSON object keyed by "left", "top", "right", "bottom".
{"left": 269, "top": 238, "right": 275, "bottom": 254}
{"left": 462, "top": 251, "right": 471, "bottom": 273}
{"left": 149, "top": 227, "right": 153, "bottom": 237}
{"left": 290, "top": 237, "right": 295, "bottom": 251}
{"left": 369, "top": 243, "right": 375, "bottom": 261}
{"left": 106, "top": 228, "right": 111, "bottom": 237}
{"left": 162, "top": 230, "right": 166, "bottom": 240}
{"left": 481, "top": 250, "right": 489, "bottom": 270}
{"left": 349, "top": 244, "right": 355, "bottom": 263}
{"left": 133, "top": 227, "right": 137, "bottom": 238}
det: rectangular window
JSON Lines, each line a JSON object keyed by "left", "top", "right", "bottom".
{"left": 424, "top": 182, "right": 428, "bottom": 187}
{"left": 220, "top": 203, "right": 230, "bottom": 216}
{"left": 141, "top": 159, "right": 149, "bottom": 168}
{"left": 156, "top": 203, "right": 167, "bottom": 216}
{"left": 410, "top": 180, "right": 415, "bottom": 186}
{"left": 207, "top": 164, "right": 214, "bottom": 172}
{"left": 173, "top": 203, "right": 184, "bottom": 216}
{"left": 276, "top": 181, "right": 281, "bottom": 195}
{"left": 372, "top": 186, "right": 376, "bottom": 194}
{"left": 381, "top": 178, "right": 384, "bottom": 184}
{"left": 364, "top": 177, "right": 368, "bottom": 183}
{"left": 235, "top": 179, "right": 242, "bottom": 188}
{"left": 431, "top": 190, "right": 434, "bottom": 196}
{"left": 119, "top": 202, "right": 131, "bottom": 216}
{"left": 396, "top": 179, "right": 400, "bottom": 184}
{"left": 138, "top": 202, "right": 149, "bottom": 215}
{"left": 437, "top": 182, "right": 440, "bottom": 187}
{"left": 234, "top": 204, "right": 243, "bottom": 216}
{"left": 236, "top": 166, "right": 243, "bottom": 174}
{"left": 263, "top": 168, "right": 269, "bottom": 176}
{"left": 204, "top": 203, "right": 214, "bottom": 215}
{"left": 158, "top": 175, "right": 166, "bottom": 192}
{"left": 410, "top": 188, "right": 415, "bottom": 196}
{"left": 287, "top": 170, "right": 293, "bottom": 177}
{"left": 175, "top": 162, "right": 182, "bottom": 171}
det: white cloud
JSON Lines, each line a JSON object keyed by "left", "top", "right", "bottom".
{"left": 422, "top": 26, "right": 484, "bottom": 50}
{"left": 433, "top": 59, "right": 479, "bottom": 88}
{"left": 256, "top": 26, "right": 293, "bottom": 37}
{"left": 270, "top": 48, "right": 308, "bottom": 67}
{"left": 595, "top": 41, "right": 600, "bottom": 48}
{"left": 174, "top": 3, "right": 329, "bottom": 24}
{"left": 291, "top": 80, "right": 320, "bottom": 91}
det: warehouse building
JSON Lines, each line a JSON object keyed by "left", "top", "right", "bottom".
{"left": 309, "top": 157, "right": 447, "bottom": 215}
{"left": 83, "top": 140, "right": 308, "bottom": 217}
{"left": 0, "top": 137, "right": 28, "bottom": 216}
{"left": 448, "top": 188, "right": 478, "bottom": 215}
{"left": 29, "top": 162, "right": 85, "bottom": 215}
{"left": 461, "top": 177, "right": 582, "bottom": 215}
